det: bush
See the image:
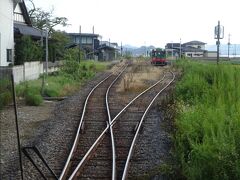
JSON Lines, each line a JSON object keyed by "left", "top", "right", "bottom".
{"left": 15, "top": 35, "right": 43, "bottom": 65}
{"left": 24, "top": 86, "right": 43, "bottom": 106}
{"left": 43, "top": 87, "right": 60, "bottom": 97}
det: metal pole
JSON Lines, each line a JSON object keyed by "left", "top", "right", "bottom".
{"left": 228, "top": 34, "right": 230, "bottom": 60}
{"left": 45, "top": 28, "right": 48, "bottom": 75}
{"left": 79, "top": 25, "right": 81, "bottom": 63}
{"left": 217, "top": 21, "right": 220, "bottom": 64}
{"left": 171, "top": 41, "right": 173, "bottom": 60}
{"left": 180, "top": 38, "right": 182, "bottom": 59}
{"left": 11, "top": 74, "right": 24, "bottom": 180}
{"left": 121, "top": 42, "right": 123, "bottom": 57}
{"left": 92, "top": 26, "right": 95, "bottom": 60}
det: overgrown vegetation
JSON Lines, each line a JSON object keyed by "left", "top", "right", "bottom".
{"left": 174, "top": 60, "right": 240, "bottom": 179}
{"left": 15, "top": 49, "right": 108, "bottom": 106}
{"left": 15, "top": 35, "right": 43, "bottom": 65}
{"left": 0, "top": 79, "right": 12, "bottom": 110}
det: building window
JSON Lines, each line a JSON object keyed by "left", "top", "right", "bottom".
{"left": 81, "top": 37, "right": 87, "bottom": 44}
{"left": 14, "top": 13, "right": 25, "bottom": 23}
{"left": 7, "top": 49, "right": 13, "bottom": 62}
{"left": 86, "top": 37, "right": 92, "bottom": 44}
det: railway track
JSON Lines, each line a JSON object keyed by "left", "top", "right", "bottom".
{"left": 59, "top": 63, "right": 128, "bottom": 180}
{"left": 61, "top": 67, "right": 175, "bottom": 179}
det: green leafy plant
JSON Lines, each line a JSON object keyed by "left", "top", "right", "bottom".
{"left": 24, "top": 86, "right": 43, "bottom": 106}
{"left": 15, "top": 35, "right": 43, "bottom": 65}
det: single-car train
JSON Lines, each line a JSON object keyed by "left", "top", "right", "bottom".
{"left": 150, "top": 48, "right": 167, "bottom": 66}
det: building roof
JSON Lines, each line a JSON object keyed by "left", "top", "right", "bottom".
{"left": 97, "top": 44, "right": 117, "bottom": 51}
{"left": 14, "top": 23, "right": 46, "bottom": 38}
{"left": 64, "top": 42, "right": 78, "bottom": 49}
{"left": 14, "top": 0, "right": 31, "bottom": 25}
{"left": 165, "top": 43, "right": 180, "bottom": 49}
{"left": 183, "top": 40, "right": 206, "bottom": 46}
{"left": 18, "top": 1, "right": 31, "bottom": 25}
{"left": 182, "top": 46, "right": 206, "bottom": 52}
{"left": 68, "top": 33, "right": 99, "bottom": 37}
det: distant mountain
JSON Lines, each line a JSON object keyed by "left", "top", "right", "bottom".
{"left": 123, "top": 44, "right": 138, "bottom": 49}
{"left": 206, "top": 44, "right": 240, "bottom": 56}
{"left": 122, "top": 45, "right": 156, "bottom": 56}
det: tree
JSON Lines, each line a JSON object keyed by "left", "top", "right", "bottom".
{"left": 15, "top": 36, "right": 43, "bottom": 65}
{"left": 49, "top": 31, "right": 70, "bottom": 62}
{"left": 26, "top": 0, "right": 69, "bottom": 33}
{"left": 25, "top": 0, "right": 71, "bottom": 62}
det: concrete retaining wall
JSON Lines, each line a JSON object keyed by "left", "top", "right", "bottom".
{"left": 0, "top": 61, "right": 59, "bottom": 84}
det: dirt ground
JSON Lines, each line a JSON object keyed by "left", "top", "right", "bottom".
{"left": 0, "top": 100, "right": 57, "bottom": 179}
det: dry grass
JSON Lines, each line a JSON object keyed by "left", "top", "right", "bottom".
{"left": 117, "top": 61, "right": 167, "bottom": 93}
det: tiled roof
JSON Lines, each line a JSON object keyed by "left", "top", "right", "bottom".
{"left": 183, "top": 41, "right": 206, "bottom": 45}
{"left": 68, "top": 33, "right": 99, "bottom": 37}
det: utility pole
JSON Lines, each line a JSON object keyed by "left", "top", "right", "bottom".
{"left": 234, "top": 44, "right": 237, "bottom": 57}
{"left": 216, "top": 21, "right": 220, "bottom": 64}
{"left": 79, "top": 25, "right": 81, "bottom": 63}
{"left": 11, "top": 74, "right": 24, "bottom": 180}
{"left": 121, "top": 42, "right": 122, "bottom": 57}
{"left": 214, "top": 21, "right": 224, "bottom": 64}
{"left": 92, "top": 26, "right": 95, "bottom": 60}
{"left": 45, "top": 26, "right": 48, "bottom": 76}
{"left": 171, "top": 41, "right": 173, "bottom": 60}
{"left": 180, "top": 38, "right": 182, "bottom": 59}
{"left": 228, "top": 34, "right": 231, "bottom": 60}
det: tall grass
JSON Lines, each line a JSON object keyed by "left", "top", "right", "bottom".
{"left": 174, "top": 60, "right": 240, "bottom": 179}
{"left": 0, "top": 78, "right": 12, "bottom": 109}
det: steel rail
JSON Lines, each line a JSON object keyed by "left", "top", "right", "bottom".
{"left": 59, "top": 64, "right": 126, "bottom": 180}
{"left": 68, "top": 72, "right": 167, "bottom": 179}
{"left": 106, "top": 66, "right": 128, "bottom": 180}
{"left": 122, "top": 71, "right": 175, "bottom": 180}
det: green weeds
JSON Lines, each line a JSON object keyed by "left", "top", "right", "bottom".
{"left": 14, "top": 60, "right": 108, "bottom": 106}
{"left": 174, "top": 60, "right": 240, "bottom": 179}
{"left": 0, "top": 79, "right": 12, "bottom": 109}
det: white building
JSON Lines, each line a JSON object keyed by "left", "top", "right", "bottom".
{"left": 182, "top": 41, "right": 206, "bottom": 58}
{"left": 0, "top": 0, "right": 22, "bottom": 66}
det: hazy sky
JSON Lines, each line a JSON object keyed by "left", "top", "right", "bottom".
{"left": 28, "top": 0, "right": 240, "bottom": 47}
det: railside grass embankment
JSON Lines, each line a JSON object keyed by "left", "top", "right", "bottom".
{"left": 174, "top": 60, "right": 240, "bottom": 179}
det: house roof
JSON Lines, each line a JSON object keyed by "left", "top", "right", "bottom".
{"left": 14, "top": 23, "right": 46, "bottom": 38}
{"left": 182, "top": 46, "right": 206, "bottom": 52}
{"left": 13, "top": 0, "right": 22, "bottom": 8}
{"left": 97, "top": 44, "right": 117, "bottom": 51}
{"left": 183, "top": 40, "right": 206, "bottom": 46}
{"left": 64, "top": 42, "right": 78, "bottom": 49}
{"left": 165, "top": 43, "right": 180, "bottom": 48}
{"left": 14, "top": 0, "right": 31, "bottom": 25}
{"left": 68, "top": 33, "right": 99, "bottom": 37}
